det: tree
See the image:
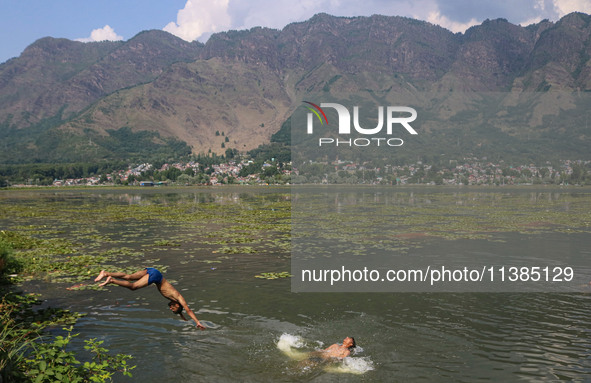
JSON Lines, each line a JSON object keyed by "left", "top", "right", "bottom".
{"left": 539, "top": 167, "right": 549, "bottom": 179}
{"left": 225, "top": 148, "right": 238, "bottom": 160}
{"left": 570, "top": 163, "right": 587, "bottom": 184}
{"left": 177, "top": 173, "right": 193, "bottom": 185}
{"left": 263, "top": 166, "right": 279, "bottom": 178}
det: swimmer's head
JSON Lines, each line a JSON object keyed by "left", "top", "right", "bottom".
{"left": 168, "top": 301, "right": 183, "bottom": 315}
{"left": 343, "top": 337, "right": 356, "bottom": 349}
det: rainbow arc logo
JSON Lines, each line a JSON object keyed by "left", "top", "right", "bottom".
{"left": 303, "top": 101, "right": 328, "bottom": 126}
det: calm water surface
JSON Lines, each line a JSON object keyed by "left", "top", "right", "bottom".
{"left": 2, "top": 187, "right": 591, "bottom": 382}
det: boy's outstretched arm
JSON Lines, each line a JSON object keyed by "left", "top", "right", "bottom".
{"left": 176, "top": 294, "right": 206, "bottom": 330}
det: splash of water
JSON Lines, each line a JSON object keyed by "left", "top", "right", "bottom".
{"left": 324, "top": 356, "right": 374, "bottom": 374}
{"left": 277, "top": 333, "right": 308, "bottom": 361}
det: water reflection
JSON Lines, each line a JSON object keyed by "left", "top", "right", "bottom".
{"left": 292, "top": 187, "right": 589, "bottom": 207}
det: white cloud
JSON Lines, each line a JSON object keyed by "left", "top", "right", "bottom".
{"left": 425, "top": 10, "right": 479, "bottom": 33}
{"left": 162, "top": 0, "right": 591, "bottom": 43}
{"left": 518, "top": 16, "right": 544, "bottom": 27}
{"left": 230, "top": 0, "right": 336, "bottom": 30}
{"left": 553, "top": 0, "right": 591, "bottom": 17}
{"left": 534, "top": 0, "right": 547, "bottom": 12}
{"left": 163, "top": 0, "right": 427, "bottom": 42}
{"left": 163, "top": 0, "right": 232, "bottom": 42}
{"left": 229, "top": 0, "right": 431, "bottom": 31}
{"left": 76, "top": 25, "right": 123, "bottom": 43}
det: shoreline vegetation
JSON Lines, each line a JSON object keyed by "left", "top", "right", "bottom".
{"left": 1, "top": 157, "right": 589, "bottom": 188}
{"left": 0, "top": 236, "right": 136, "bottom": 382}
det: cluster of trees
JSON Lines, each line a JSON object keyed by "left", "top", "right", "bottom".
{"left": 568, "top": 163, "right": 590, "bottom": 185}
{"left": 124, "top": 144, "right": 291, "bottom": 185}
{"left": 237, "top": 143, "right": 291, "bottom": 181}
{"left": 129, "top": 165, "right": 221, "bottom": 185}
{"left": 0, "top": 148, "right": 250, "bottom": 186}
{"left": 0, "top": 141, "right": 295, "bottom": 187}
{"left": 0, "top": 162, "right": 127, "bottom": 187}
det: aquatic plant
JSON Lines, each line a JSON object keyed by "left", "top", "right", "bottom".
{"left": 152, "top": 239, "right": 181, "bottom": 247}
{"left": 0, "top": 293, "right": 134, "bottom": 382}
{"left": 24, "top": 328, "right": 134, "bottom": 383}
{"left": 255, "top": 271, "right": 292, "bottom": 279}
{"left": 0, "top": 241, "right": 9, "bottom": 274}
{"left": 3, "top": 189, "right": 588, "bottom": 290}
{"left": 0, "top": 190, "right": 292, "bottom": 284}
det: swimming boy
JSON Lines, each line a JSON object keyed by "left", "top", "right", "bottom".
{"left": 321, "top": 337, "right": 356, "bottom": 359}
{"left": 95, "top": 268, "right": 206, "bottom": 330}
{"left": 304, "top": 336, "right": 356, "bottom": 362}
{"left": 295, "top": 336, "right": 357, "bottom": 370}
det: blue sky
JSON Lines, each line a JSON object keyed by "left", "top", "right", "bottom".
{"left": 1, "top": 0, "right": 591, "bottom": 64}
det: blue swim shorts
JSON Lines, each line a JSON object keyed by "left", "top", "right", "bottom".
{"left": 145, "top": 267, "right": 163, "bottom": 285}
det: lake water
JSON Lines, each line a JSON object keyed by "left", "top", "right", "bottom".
{"left": 2, "top": 187, "right": 591, "bottom": 382}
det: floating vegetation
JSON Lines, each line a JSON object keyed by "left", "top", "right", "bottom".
{"left": 255, "top": 271, "right": 292, "bottom": 279}
{"left": 0, "top": 189, "right": 291, "bottom": 287}
{"left": 152, "top": 239, "right": 181, "bottom": 247}
{"left": 2, "top": 188, "right": 589, "bottom": 287}
{"left": 66, "top": 283, "right": 106, "bottom": 291}
{"left": 214, "top": 246, "right": 258, "bottom": 254}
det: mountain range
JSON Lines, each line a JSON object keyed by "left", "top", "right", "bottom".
{"left": 1, "top": 12, "right": 591, "bottom": 164}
